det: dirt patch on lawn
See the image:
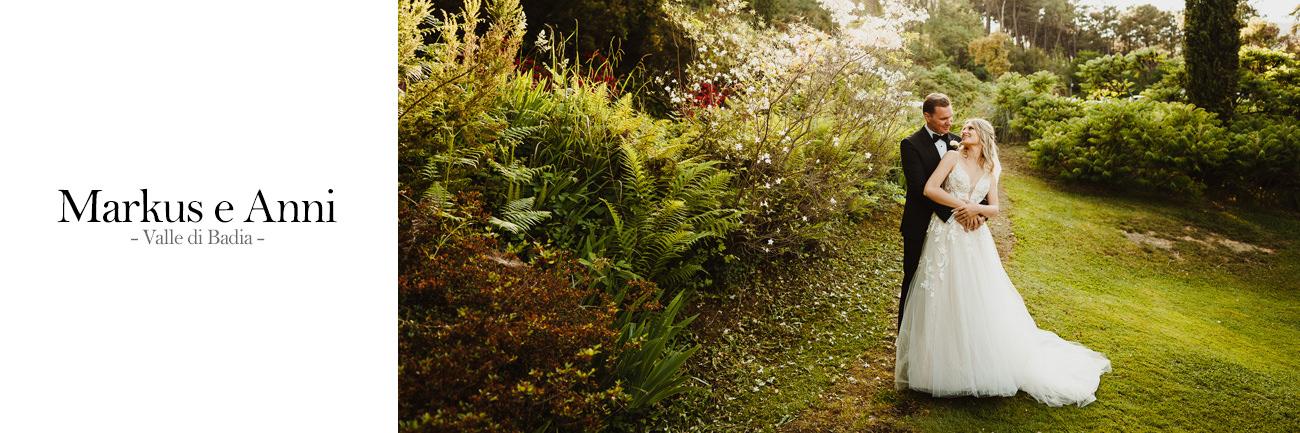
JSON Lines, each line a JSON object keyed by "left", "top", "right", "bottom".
{"left": 1122, "top": 227, "right": 1275, "bottom": 256}
{"left": 1124, "top": 230, "right": 1176, "bottom": 250}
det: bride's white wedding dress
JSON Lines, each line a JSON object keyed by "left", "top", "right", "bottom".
{"left": 895, "top": 162, "right": 1112, "bottom": 407}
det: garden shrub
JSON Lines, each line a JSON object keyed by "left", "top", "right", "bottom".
{"left": 397, "top": 192, "right": 625, "bottom": 433}
{"left": 1137, "top": 56, "right": 1186, "bottom": 103}
{"left": 1226, "top": 115, "right": 1300, "bottom": 208}
{"left": 1075, "top": 47, "right": 1173, "bottom": 99}
{"left": 993, "top": 71, "right": 1083, "bottom": 143}
{"left": 1237, "top": 46, "right": 1300, "bottom": 118}
{"left": 484, "top": 73, "right": 743, "bottom": 293}
{"left": 1024, "top": 46, "right": 1299, "bottom": 208}
{"left": 1028, "top": 99, "right": 1230, "bottom": 196}
{"left": 908, "top": 64, "right": 993, "bottom": 117}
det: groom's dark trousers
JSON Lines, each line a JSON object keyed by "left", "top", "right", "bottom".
{"left": 898, "top": 127, "right": 987, "bottom": 330}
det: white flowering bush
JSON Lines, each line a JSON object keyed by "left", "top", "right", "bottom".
{"left": 659, "top": 0, "right": 922, "bottom": 256}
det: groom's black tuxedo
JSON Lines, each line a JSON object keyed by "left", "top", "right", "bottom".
{"left": 897, "top": 126, "right": 987, "bottom": 328}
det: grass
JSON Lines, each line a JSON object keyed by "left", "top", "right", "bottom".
{"left": 654, "top": 146, "right": 1300, "bottom": 432}
{"left": 647, "top": 214, "right": 906, "bottom": 432}
{"left": 899, "top": 161, "right": 1300, "bottom": 432}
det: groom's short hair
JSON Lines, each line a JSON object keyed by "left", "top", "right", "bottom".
{"left": 923, "top": 93, "right": 951, "bottom": 114}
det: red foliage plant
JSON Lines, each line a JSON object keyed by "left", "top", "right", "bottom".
{"left": 691, "top": 81, "right": 729, "bottom": 108}
{"left": 514, "top": 50, "right": 619, "bottom": 95}
{"left": 398, "top": 191, "right": 626, "bottom": 433}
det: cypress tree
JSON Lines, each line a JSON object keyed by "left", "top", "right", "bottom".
{"left": 1184, "top": 0, "right": 1243, "bottom": 122}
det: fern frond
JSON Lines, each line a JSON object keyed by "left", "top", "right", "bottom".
{"left": 430, "top": 146, "right": 487, "bottom": 168}
{"left": 498, "top": 124, "right": 544, "bottom": 145}
{"left": 490, "top": 196, "right": 551, "bottom": 234}
{"left": 650, "top": 199, "right": 690, "bottom": 234}
{"left": 419, "top": 181, "right": 457, "bottom": 218}
{"left": 502, "top": 196, "right": 537, "bottom": 213}
{"left": 619, "top": 143, "right": 655, "bottom": 204}
{"left": 488, "top": 159, "right": 549, "bottom": 184}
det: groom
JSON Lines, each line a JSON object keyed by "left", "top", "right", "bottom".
{"left": 897, "top": 93, "right": 987, "bottom": 329}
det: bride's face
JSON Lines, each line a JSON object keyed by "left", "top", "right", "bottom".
{"left": 959, "top": 123, "right": 979, "bottom": 146}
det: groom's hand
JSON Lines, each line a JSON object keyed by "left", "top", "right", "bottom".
{"left": 954, "top": 203, "right": 976, "bottom": 230}
{"left": 953, "top": 204, "right": 987, "bottom": 231}
{"left": 959, "top": 213, "right": 980, "bottom": 231}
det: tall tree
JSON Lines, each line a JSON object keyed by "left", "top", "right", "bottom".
{"left": 969, "top": 31, "right": 1013, "bottom": 77}
{"left": 1119, "top": 5, "right": 1180, "bottom": 53}
{"left": 1184, "top": 0, "right": 1243, "bottom": 122}
{"left": 1078, "top": 5, "right": 1122, "bottom": 54}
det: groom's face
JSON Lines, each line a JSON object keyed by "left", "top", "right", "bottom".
{"left": 924, "top": 106, "right": 953, "bottom": 135}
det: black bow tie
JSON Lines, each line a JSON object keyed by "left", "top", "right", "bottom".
{"left": 932, "top": 133, "right": 950, "bottom": 145}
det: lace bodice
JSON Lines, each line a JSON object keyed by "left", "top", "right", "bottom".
{"left": 945, "top": 160, "right": 992, "bottom": 204}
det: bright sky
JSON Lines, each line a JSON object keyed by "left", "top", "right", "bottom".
{"left": 1081, "top": 0, "right": 1298, "bottom": 28}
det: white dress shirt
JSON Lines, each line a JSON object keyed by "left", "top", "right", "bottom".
{"left": 924, "top": 125, "right": 948, "bottom": 158}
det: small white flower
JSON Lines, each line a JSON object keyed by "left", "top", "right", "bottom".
{"left": 536, "top": 29, "right": 551, "bottom": 53}
{"left": 767, "top": 239, "right": 774, "bottom": 245}
{"left": 865, "top": 152, "right": 872, "bottom": 159}
{"left": 830, "top": 197, "right": 837, "bottom": 205}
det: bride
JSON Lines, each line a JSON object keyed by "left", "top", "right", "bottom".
{"left": 894, "top": 118, "right": 1112, "bottom": 407}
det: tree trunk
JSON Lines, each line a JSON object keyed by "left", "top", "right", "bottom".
{"left": 1000, "top": 0, "right": 1007, "bottom": 34}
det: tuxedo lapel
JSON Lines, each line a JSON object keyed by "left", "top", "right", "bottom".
{"left": 909, "top": 127, "right": 940, "bottom": 167}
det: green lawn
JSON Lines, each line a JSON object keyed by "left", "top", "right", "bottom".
{"left": 656, "top": 148, "right": 1300, "bottom": 432}
{"left": 899, "top": 169, "right": 1300, "bottom": 432}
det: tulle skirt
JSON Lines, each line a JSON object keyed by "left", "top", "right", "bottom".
{"left": 895, "top": 215, "right": 1112, "bottom": 407}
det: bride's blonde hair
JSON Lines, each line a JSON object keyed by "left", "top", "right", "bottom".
{"left": 964, "top": 118, "right": 1001, "bottom": 178}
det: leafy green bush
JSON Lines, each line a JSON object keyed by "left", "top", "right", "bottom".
{"left": 1226, "top": 115, "right": 1300, "bottom": 208}
{"left": 485, "top": 74, "right": 743, "bottom": 292}
{"left": 1138, "top": 56, "right": 1187, "bottom": 103}
{"left": 1006, "top": 47, "right": 1296, "bottom": 207}
{"left": 993, "top": 71, "right": 1083, "bottom": 143}
{"left": 1075, "top": 47, "right": 1174, "bottom": 99}
{"left": 1028, "top": 99, "right": 1230, "bottom": 196}
{"left": 1237, "top": 46, "right": 1300, "bottom": 118}
{"left": 908, "top": 64, "right": 993, "bottom": 117}
{"left": 1009, "top": 45, "right": 1074, "bottom": 87}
